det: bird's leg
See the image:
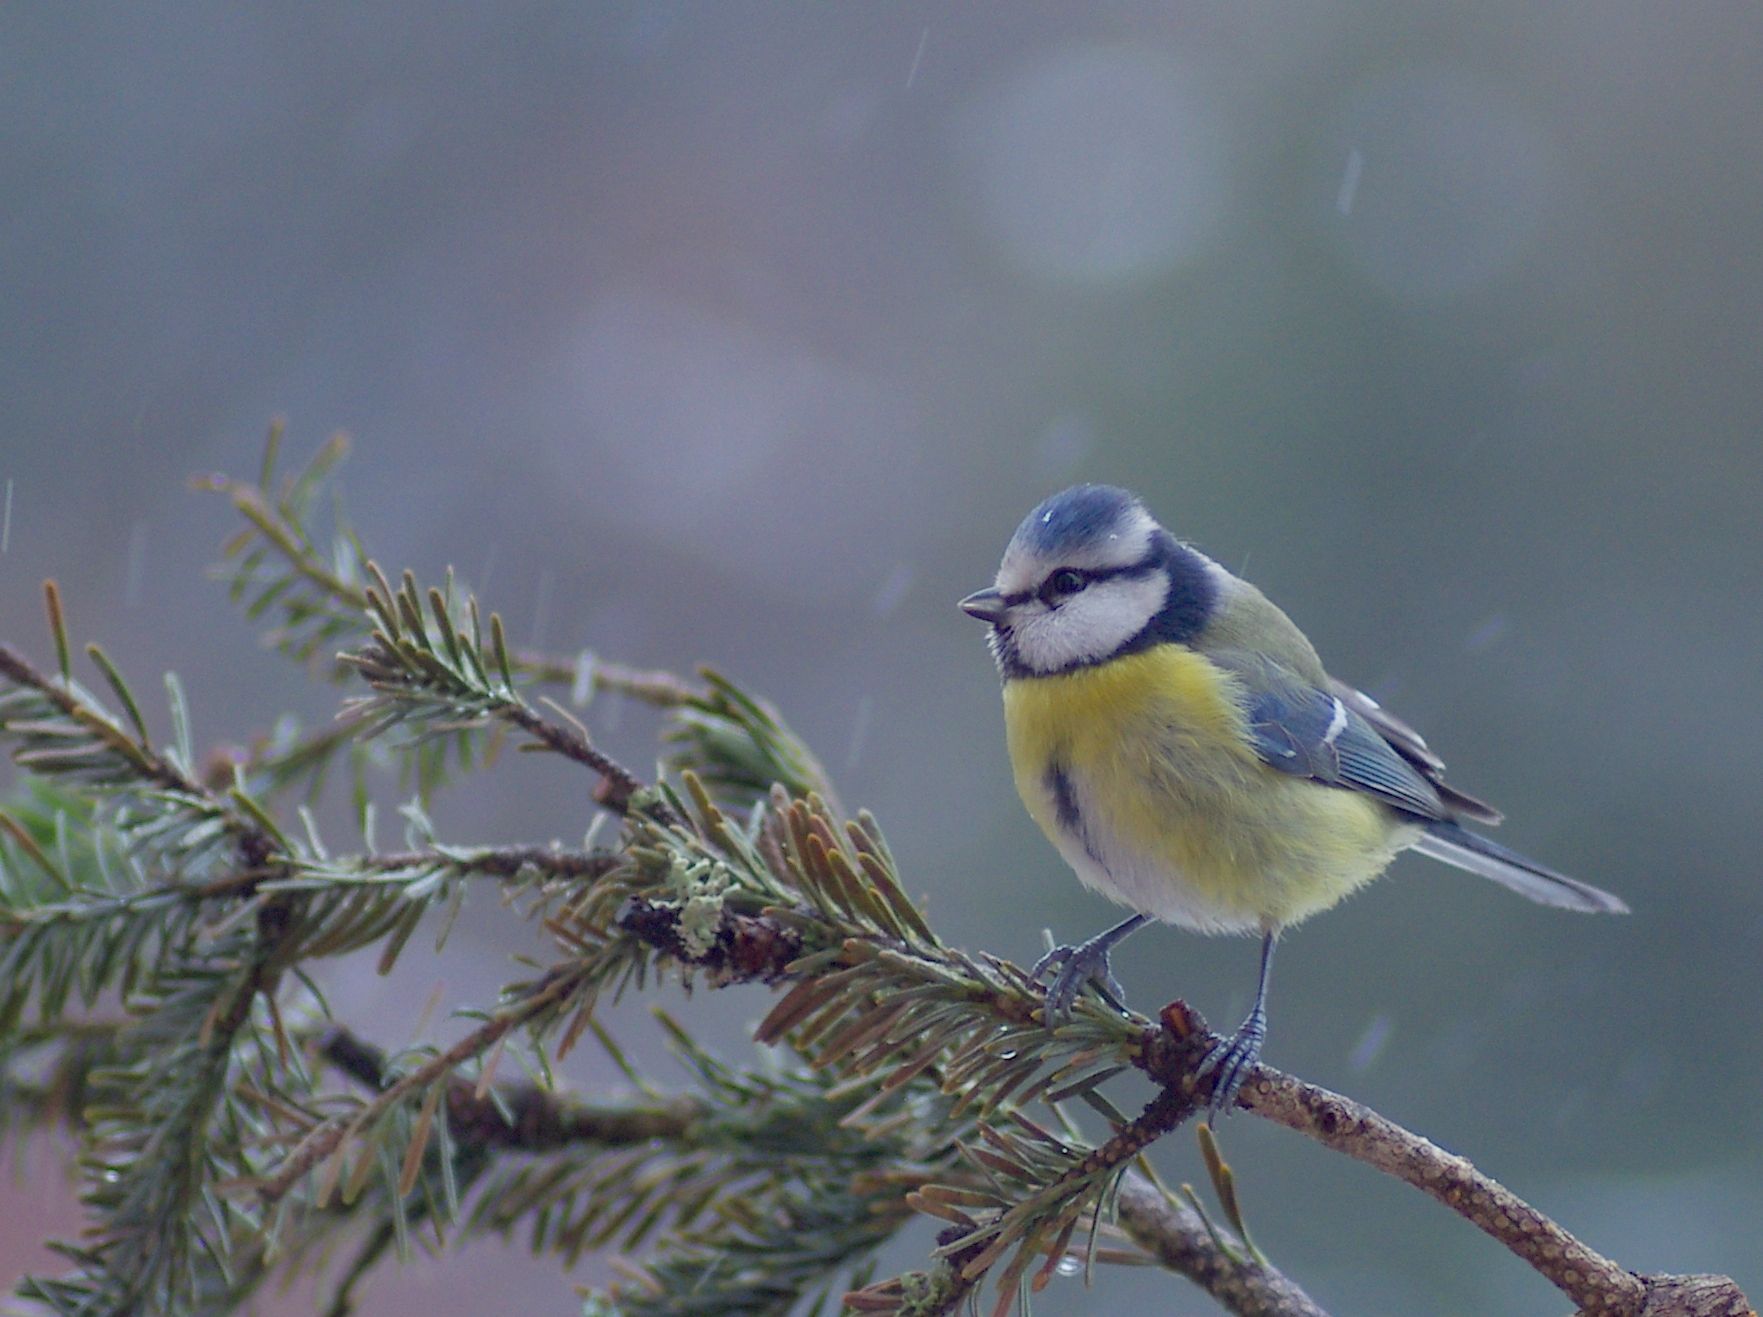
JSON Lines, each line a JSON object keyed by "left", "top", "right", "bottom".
{"left": 1030, "top": 913, "right": 1148, "bottom": 1020}
{"left": 1194, "top": 928, "right": 1278, "bottom": 1121}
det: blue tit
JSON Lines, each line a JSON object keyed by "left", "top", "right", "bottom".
{"left": 960, "top": 484, "right": 1627, "bottom": 1118}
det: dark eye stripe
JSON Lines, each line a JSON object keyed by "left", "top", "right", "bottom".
{"left": 1055, "top": 557, "right": 1157, "bottom": 588}
{"left": 1002, "top": 554, "right": 1160, "bottom": 610}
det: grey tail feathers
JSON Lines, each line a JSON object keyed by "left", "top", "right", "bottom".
{"left": 1413, "top": 822, "right": 1629, "bottom": 914}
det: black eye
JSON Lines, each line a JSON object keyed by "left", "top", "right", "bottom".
{"left": 1042, "top": 568, "right": 1087, "bottom": 602}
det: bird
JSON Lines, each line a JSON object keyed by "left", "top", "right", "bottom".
{"left": 959, "top": 484, "right": 1627, "bottom": 1120}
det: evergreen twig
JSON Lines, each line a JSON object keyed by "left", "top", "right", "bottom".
{"left": 255, "top": 964, "right": 589, "bottom": 1205}
{"left": 313, "top": 1023, "right": 708, "bottom": 1151}
{"left": 0, "top": 430, "right": 1748, "bottom": 1317}
{"left": 337, "top": 565, "right": 679, "bottom": 822}
{"left": 1113, "top": 1174, "right": 1327, "bottom": 1317}
{"left": 1, "top": 613, "right": 306, "bottom": 1311}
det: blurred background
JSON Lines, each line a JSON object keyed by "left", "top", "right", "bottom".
{"left": 4, "top": 4, "right": 1761, "bottom": 1313}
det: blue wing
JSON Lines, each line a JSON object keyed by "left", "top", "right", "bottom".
{"left": 1210, "top": 653, "right": 1626, "bottom": 912}
{"left": 1216, "top": 653, "right": 1448, "bottom": 821}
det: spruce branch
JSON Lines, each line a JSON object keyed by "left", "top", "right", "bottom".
{"left": 1243, "top": 1056, "right": 1635, "bottom": 1306}
{"left": 602, "top": 767, "right": 1750, "bottom": 1317}
{"left": 17, "top": 902, "right": 295, "bottom": 1314}
{"left": 197, "top": 431, "right": 708, "bottom": 807}
{"left": 516, "top": 650, "right": 705, "bottom": 709}
{"left": 0, "top": 429, "right": 1749, "bottom": 1317}
{"left": 602, "top": 1023, "right": 959, "bottom": 1306}
{"left": 664, "top": 670, "right": 841, "bottom": 811}
{"left": 194, "top": 424, "right": 370, "bottom": 671}
{"left": 594, "top": 778, "right": 1279, "bottom": 1313}
{"left": 255, "top": 962, "right": 590, "bottom": 1206}
{"left": 354, "top": 843, "right": 619, "bottom": 884}
{"left": 467, "top": 1013, "right": 930, "bottom": 1311}
{"left": 0, "top": 643, "right": 204, "bottom": 802}
{"left": 916, "top": 1090, "right": 1196, "bottom": 1315}
{"left": 1112, "top": 1173, "right": 1326, "bottom": 1317}
{"left": 338, "top": 565, "right": 677, "bottom": 822}
{"left": 0, "top": 634, "right": 262, "bottom": 886}
{"left": 302, "top": 1009, "right": 938, "bottom": 1314}
{"left": 0, "top": 597, "right": 298, "bottom": 896}
{"left": 313, "top": 1023, "right": 707, "bottom": 1152}
{"left": 0, "top": 590, "right": 334, "bottom": 1312}
{"left": 213, "top": 715, "right": 364, "bottom": 802}
{"left": 199, "top": 426, "right": 705, "bottom": 704}
{"left": 1134, "top": 1003, "right": 1754, "bottom": 1317}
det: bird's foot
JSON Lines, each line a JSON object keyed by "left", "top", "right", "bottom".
{"left": 1030, "top": 933, "right": 1128, "bottom": 1022}
{"left": 1193, "top": 1007, "right": 1267, "bottom": 1122}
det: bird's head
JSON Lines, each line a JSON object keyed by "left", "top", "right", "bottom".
{"left": 960, "top": 485, "right": 1218, "bottom": 677}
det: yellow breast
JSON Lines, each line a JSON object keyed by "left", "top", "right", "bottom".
{"left": 1001, "top": 646, "right": 1404, "bottom": 931}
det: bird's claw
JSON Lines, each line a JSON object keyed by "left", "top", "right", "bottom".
{"left": 1193, "top": 1010, "right": 1267, "bottom": 1122}
{"left": 1030, "top": 937, "right": 1127, "bottom": 1022}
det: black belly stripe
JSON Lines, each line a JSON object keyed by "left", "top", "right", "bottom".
{"left": 1046, "top": 763, "right": 1106, "bottom": 867}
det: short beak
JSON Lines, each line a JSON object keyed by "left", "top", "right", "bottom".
{"left": 959, "top": 587, "right": 1010, "bottom": 625}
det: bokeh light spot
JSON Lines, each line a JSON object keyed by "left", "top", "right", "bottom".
{"left": 954, "top": 44, "right": 1231, "bottom": 287}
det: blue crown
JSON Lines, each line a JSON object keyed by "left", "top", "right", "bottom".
{"left": 1013, "top": 484, "right": 1141, "bottom": 558}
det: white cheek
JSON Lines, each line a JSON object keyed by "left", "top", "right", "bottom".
{"left": 1012, "top": 575, "right": 1168, "bottom": 673}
